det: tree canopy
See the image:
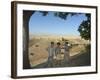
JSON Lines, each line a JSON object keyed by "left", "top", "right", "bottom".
{"left": 78, "top": 14, "right": 91, "bottom": 40}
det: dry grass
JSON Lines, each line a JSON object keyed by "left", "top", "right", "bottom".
{"left": 28, "top": 35, "right": 88, "bottom": 67}
{"left": 70, "top": 45, "right": 86, "bottom": 56}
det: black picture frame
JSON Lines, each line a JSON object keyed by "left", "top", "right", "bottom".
{"left": 11, "top": 1, "right": 98, "bottom": 79}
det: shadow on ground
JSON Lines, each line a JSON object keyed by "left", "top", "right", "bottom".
{"left": 31, "top": 52, "right": 91, "bottom": 69}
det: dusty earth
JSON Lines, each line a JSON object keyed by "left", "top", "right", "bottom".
{"left": 28, "top": 36, "right": 90, "bottom": 68}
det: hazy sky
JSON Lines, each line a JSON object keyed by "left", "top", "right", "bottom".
{"left": 29, "top": 11, "right": 87, "bottom": 36}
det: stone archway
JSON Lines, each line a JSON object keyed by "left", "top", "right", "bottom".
{"left": 23, "top": 10, "right": 34, "bottom": 69}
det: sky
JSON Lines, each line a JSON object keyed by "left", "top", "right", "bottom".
{"left": 29, "top": 11, "right": 87, "bottom": 36}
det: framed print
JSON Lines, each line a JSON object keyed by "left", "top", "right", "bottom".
{"left": 11, "top": 1, "right": 98, "bottom": 78}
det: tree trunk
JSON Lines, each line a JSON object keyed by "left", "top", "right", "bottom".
{"left": 23, "top": 11, "right": 34, "bottom": 69}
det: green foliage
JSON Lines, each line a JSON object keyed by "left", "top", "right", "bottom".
{"left": 54, "top": 12, "right": 69, "bottom": 20}
{"left": 39, "top": 11, "right": 48, "bottom": 16}
{"left": 78, "top": 14, "right": 91, "bottom": 40}
{"left": 53, "top": 12, "right": 91, "bottom": 40}
{"left": 54, "top": 12, "right": 80, "bottom": 20}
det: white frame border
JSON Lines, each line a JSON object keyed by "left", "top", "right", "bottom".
{"left": 15, "top": 2, "right": 97, "bottom": 77}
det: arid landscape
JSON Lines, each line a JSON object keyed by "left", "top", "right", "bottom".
{"left": 28, "top": 34, "right": 90, "bottom": 68}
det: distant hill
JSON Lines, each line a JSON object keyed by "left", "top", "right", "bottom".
{"left": 29, "top": 34, "right": 81, "bottom": 39}
{"left": 29, "top": 34, "right": 89, "bottom": 45}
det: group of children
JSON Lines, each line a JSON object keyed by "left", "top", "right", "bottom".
{"left": 46, "top": 41, "right": 70, "bottom": 66}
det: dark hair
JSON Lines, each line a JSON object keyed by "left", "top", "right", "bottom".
{"left": 51, "top": 42, "right": 54, "bottom": 44}
{"left": 65, "top": 42, "right": 68, "bottom": 44}
{"left": 57, "top": 42, "right": 61, "bottom": 45}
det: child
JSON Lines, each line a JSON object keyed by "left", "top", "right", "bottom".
{"left": 63, "top": 42, "right": 70, "bottom": 63}
{"left": 55, "top": 42, "right": 62, "bottom": 65}
{"left": 47, "top": 42, "right": 55, "bottom": 66}
{"left": 55, "top": 42, "right": 61, "bottom": 58}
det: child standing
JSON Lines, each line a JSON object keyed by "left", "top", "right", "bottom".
{"left": 55, "top": 42, "right": 62, "bottom": 65}
{"left": 55, "top": 42, "right": 61, "bottom": 58}
{"left": 63, "top": 42, "right": 70, "bottom": 64}
{"left": 47, "top": 42, "right": 55, "bottom": 67}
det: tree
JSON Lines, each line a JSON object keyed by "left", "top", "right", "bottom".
{"left": 78, "top": 14, "right": 91, "bottom": 40}
{"left": 23, "top": 11, "right": 90, "bottom": 69}
{"left": 40, "top": 12, "right": 91, "bottom": 40}
{"left": 23, "top": 11, "right": 35, "bottom": 69}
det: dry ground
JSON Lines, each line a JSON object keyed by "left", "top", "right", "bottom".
{"left": 28, "top": 36, "right": 90, "bottom": 68}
